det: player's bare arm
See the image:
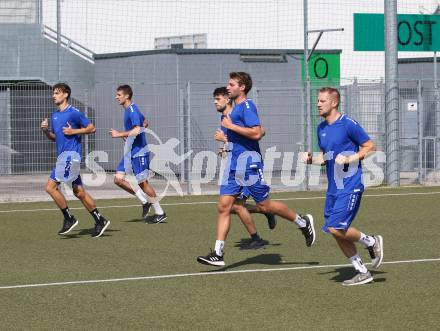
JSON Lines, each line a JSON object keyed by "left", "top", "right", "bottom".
{"left": 335, "top": 140, "right": 376, "bottom": 165}
{"left": 63, "top": 122, "right": 96, "bottom": 136}
{"left": 40, "top": 118, "right": 55, "bottom": 141}
{"left": 221, "top": 114, "right": 264, "bottom": 140}
{"left": 301, "top": 151, "right": 325, "bottom": 165}
{"left": 214, "top": 129, "right": 228, "bottom": 142}
{"left": 109, "top": 125, "right": 141, "bottom": 138}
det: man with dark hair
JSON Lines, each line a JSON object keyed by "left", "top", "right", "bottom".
{"left": 40, "top": 83, "right": 110, "bottom": 237}
{"left": 197, "top": 73, "right": 315, "bottom": 266}
{"left": 229, "top": 72, "right": 252, "bottom": 94}
{"left": 302, "top": 87, "right": 383, "bottom": 286}
{"left": 213, "top": 87, "right": 233, "bottom": 159}
{"left": 213, "top": 87, "right": 276, "bottom": 250}
{"left": 109, "top": 85, "right": 166, "bottom": 223}
{"left": 116, "top": 84, "right": 133, "bottom": 99}
{"left": 52, "top": 82, "right": 72, "bottom": 99}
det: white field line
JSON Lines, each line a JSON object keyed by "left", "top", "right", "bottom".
{"left": 0, "top": 258, "right": 438, "bottom": 290}
{"left": 1, "top": 191, "right": 440, "bottom": 214}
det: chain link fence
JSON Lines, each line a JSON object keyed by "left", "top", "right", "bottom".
{"left": 1, "top": 0, "right": 440, "bottom": 201}
{"left": 1, "top": 79, "right": 439, "bottom": 201}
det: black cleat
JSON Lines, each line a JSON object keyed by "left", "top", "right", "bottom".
{"left": 265, "top": 213, "right": 277, "bottom": 230}
{"left": 145, "top": 213, "right": 167, "bottom": 224}
{"left": 58, "top": 216, "right": 78, "bottom": 235}
{"left": 92, "top": 217, "right": 110, "bottom": 238}
{"left": 299, "top": 214, "right": 316, "bottom": 247}
{"left": 197, "top": 250, "right": 225, "bottom": 266}
{"left": 240, "top": 238, "right": 268, "bottom": 250}
{"left": 142, "top": 202, "right": 152, "bottom": 219}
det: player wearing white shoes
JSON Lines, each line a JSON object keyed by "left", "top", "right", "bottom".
{"left": 197, "top": 72, "right": 315, "bottom": 266}
{"left": 110, "top": 85, "right": 166, "bottom": 224}
{"left": 303, "top": 87, "right": 383, "bottom": 286}
{"left": 41, "top": 83, "right": 110, "bottom": 237}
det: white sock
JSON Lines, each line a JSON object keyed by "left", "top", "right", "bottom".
{"left": 358, "top": 232, "right": 376, "bottom": 248}
{"left": 349, "top": 254, "right": 368, "bottom": 274}
{"left": 293, "top": 214, "right": 306, "bottom": 228}
{"left": 135, "top": 189, "right": 148, "bottom": 204}
{"left": 215, "top": 240, "right": 225, "bottom": 256}
{"left": 152, "top": 202, "right": 164, "bottom": 215}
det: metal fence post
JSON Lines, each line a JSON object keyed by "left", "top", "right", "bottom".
{"left": 417, "top": 80, "right": 423, "bottom": 183}
{"left": 6, "top": 88, "right": 11, "bottom": 175}
{"left": 179, "top": 88, "right": 185, "bottom": 185}
{"left": 186, "top": 81, "right": 192, "bottom": 195}
{"left": 84, "top": 89, "right": 89, "bottom": 160}
{"left": 56, "top": 0, "right": 61, "bottom": 82}
{"left": 384, "top": 0, "right": 400, "bottom": 186}
{"left": 303, "top": 0, "right": 311, "bottom": 191}
{"left": 434, "top": 52, "right": 440, "bottom": 172}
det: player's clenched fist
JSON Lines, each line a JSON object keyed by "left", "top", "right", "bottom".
{"left": 40, "top": 118, "right": 49, "bottom": 132}
{"left": 300, "top": 152, "right": 313, "bottom": 164}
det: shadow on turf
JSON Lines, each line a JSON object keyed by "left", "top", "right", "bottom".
{"left": 233, "top": 238, "right": 281, "bottom": 248}
{"left": 59, "top": 228, "right": 120, "bottom": 239}
{"left": 124, "top": 218, "right": 168, "bottom": 224}
{"left": 207, "top": 253, "right": 319, "bottom": 272}
{"left": 319, "top": 266, "right": 387, "bottom": 283}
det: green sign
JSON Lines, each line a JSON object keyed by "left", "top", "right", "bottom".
{"left": 301, "top": 53, "right": 340, "bottom": 83}
{"left": 354, "top": 13, "right": 440, "bottom": 51}
{"left": 301, "top": 53, "right": 340, "bottom": 151}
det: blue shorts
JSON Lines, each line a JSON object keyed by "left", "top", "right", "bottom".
{"left": 49, "top": 154, "right": 82, "bottom": 187}
{"left": 49, "top": 170, "right": 83, "bottom": 187}
{"left": 237, "top": 187, "right": 251, "bottom": 201}
{"left": 323, "top": 192, "right": 362, "bottom": 233}
{"left": 220, "top": 167, "right": 270, "bottom": 203}
{"left": 116, "top": 153, "right": 150, "bottom": 183}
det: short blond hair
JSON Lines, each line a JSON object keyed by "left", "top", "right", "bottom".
{"left": 319, "top": 87, "right": 340, "bottom": 108}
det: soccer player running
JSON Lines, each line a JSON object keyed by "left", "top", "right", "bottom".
{"left": 303, "top": 87, "right": 383, "bottom": 286}
{"left": 40, "top": 83, "right": 110, "bottom": 237}
{"left": 109, "top": 85, "right": 166, "bottom": 223}
{"left": 213, "top": 86, "right": 276, "bottom": 250}
{"left": 197, "top": 72, "right": 315, "bottom": 266}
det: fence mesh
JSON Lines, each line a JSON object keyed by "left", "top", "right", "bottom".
{"left": 0, "top": 0, "right": 440, "bottom": 201}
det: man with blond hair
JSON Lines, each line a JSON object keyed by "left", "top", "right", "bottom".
{"left": 303, "top": 87, "right": 383, "bottom": 286}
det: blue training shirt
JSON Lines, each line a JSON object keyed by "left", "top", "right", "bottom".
{"left": 227, "top": 99, "right": 262, "bottom": 171}
{"left": 50, "top": 105, "right": 90, "bottom": 156}
{"left": 219, "top": 114, "right": 231, "bottom": 154}
{"left": 317, "top": 114, "right": 370, "bottom": 195}
{"left": 124, "top": 103, "right": 148, "bottom": 157}
{"left": 220, "top": 115, "right": 228, "bottom": 135}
